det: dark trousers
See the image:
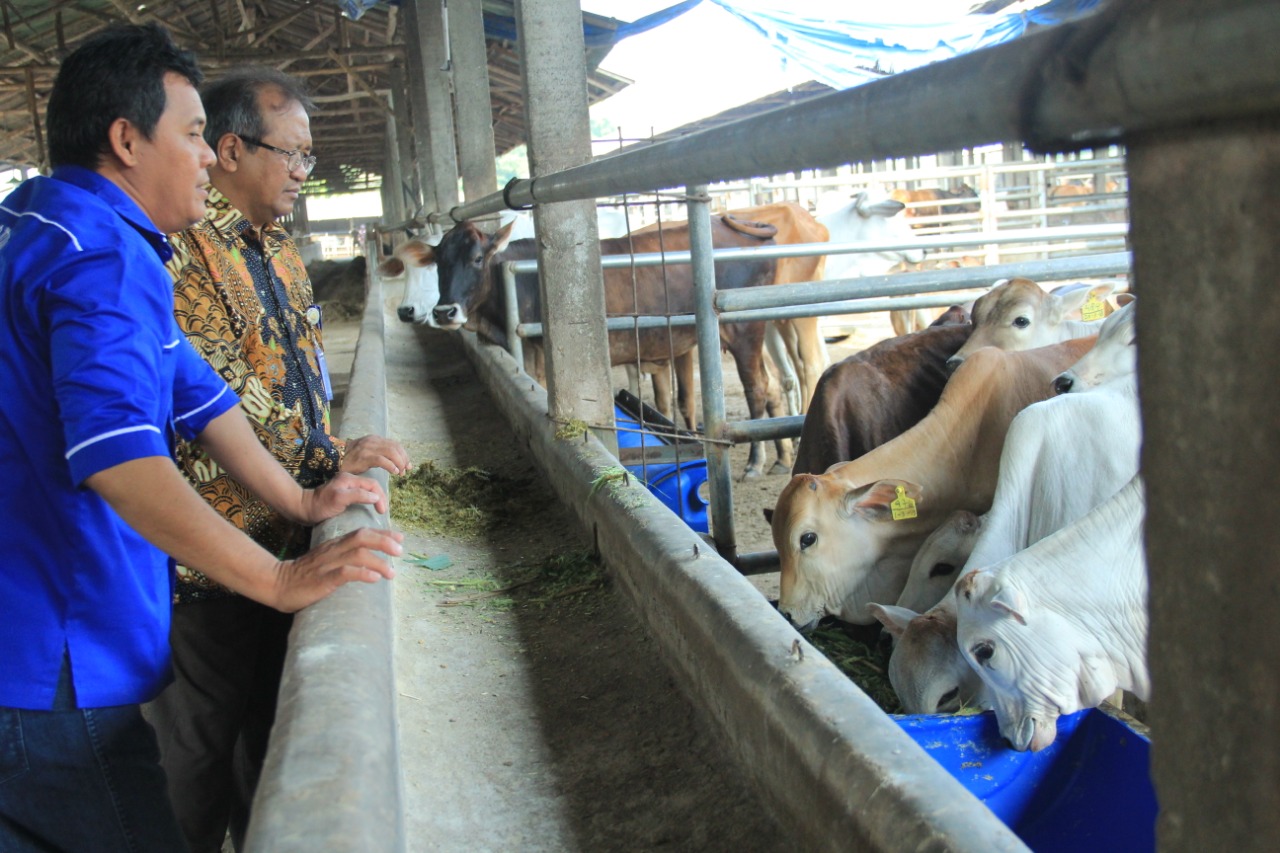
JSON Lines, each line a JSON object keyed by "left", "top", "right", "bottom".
{"left": 0, "top": 655, "right": 187, "bottom": 852}
{"left": 145, "top": 597, "right": 292, "bottom": 853}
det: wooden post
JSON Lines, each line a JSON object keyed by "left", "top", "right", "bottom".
{"left": 1129, "top": 115, "right": 1280, "bottom": 851}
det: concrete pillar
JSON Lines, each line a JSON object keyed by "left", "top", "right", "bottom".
{"left": 381, "top": 110, "right": 407, "bottom": 226}
{"left": 404, "top": 0, "right": 460, "bottom": 216}
{"left": 449, "top": 0, "right": 499, "bottom": 209}
{"left": 388, "top": 61, "right": 420, "bottom": 220}
{"left": 513, "top": 0, "right": 614, "bottom": 450}
{"left": 1129, "top": 116, "right": 1280, "bottom": 851}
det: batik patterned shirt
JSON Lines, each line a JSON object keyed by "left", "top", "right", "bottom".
{"left": 167, "top": 186, "right": 345, "bottom": 603}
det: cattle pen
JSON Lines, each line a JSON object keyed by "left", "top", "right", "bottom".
{"left": 245, "top": 2, "right": 1280, "bottom": 852}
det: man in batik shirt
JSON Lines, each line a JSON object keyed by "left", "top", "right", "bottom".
{"left": 151, "top": 67, "right": 409, "bottom": 853}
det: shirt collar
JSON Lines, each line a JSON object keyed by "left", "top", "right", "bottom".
{"left": 51, "top": 165, "right": 173, "bottom": 261}
{"left": 199, "top": 184, "right": 290, "bottom": 250}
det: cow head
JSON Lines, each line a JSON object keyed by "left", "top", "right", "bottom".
{"left": 431, "top": 219, "right": 514, "bottom": 330}
{"left": 818, "top": 189, "right": 923, "bottom": 278}
{"left": 945, "top": 278, "right": 1113, "bottom": 373}
{"left": 771, "top": 473, "right": 925, "bottom": 632}
{"left": 954, "top": 568, "right": 1116, "bottom": 751}
{"left": 1053, "top": 296, "right": 1137, "bottom": 394}
{"left": 385, "top": 238, "right": 442, "bottom": 326}
{"left": 869, "top": 598, "right": 987, "bottom": 715}
{"left": 894, "top": 509, "right": 983, "bottom": 614}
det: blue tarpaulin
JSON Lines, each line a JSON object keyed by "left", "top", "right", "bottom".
{"left": 612, "top": 0, "right": 1103, "bottom": 88}
{"left": 337, "top": 0, "right": 1102, "bottom": 89}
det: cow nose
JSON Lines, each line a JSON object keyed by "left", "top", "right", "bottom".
{"left": 397, "top": 305, "right": 416, "bottom": 322}
{"left": 433, "top": 304, "right": 458, "bottom": 325}
{"left": 1053, "top": 374, "right": 1074, "bottom": 395}
{"left": 944, "top": 355, "right": 963, "bottom": 374}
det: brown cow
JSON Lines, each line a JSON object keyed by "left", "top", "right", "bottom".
{"left": 428, "top": 215, "right": 792, "bottom": 478}
{"left": 789, "top": 323, "right": 972, "bottom": 476}
{"left": 723, "top": 203, "right": 830, "bottom": 415}
{"left": 890, "top": 185, "right": 980, "bottom": 228}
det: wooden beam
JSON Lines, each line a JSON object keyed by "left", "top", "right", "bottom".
{"left": 23, "top": 66, "right": 44, "bottom": 172}
{"left": 324, "top": 49, "right": 393, "bottom": 119}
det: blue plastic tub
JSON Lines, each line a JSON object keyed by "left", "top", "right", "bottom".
{"left": 614, "top": 404, "right": 709, "bottom": 533}
{"left": 895, "top": 708, "right": 1157, "bottom": 851}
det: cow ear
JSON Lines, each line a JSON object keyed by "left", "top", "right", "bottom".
{"left": 1114, "top": 292, "right": 1136, "bottom": 307}
{"left": 491, "top": 219, "right": 516, "bottom": 254}
{"left": 762, "top": 507, "right": 774, "bottom": 525}
{"left": 954, "top": 568, "right": 990, "bottom": 603}
{"left": 989, "top": 584, "right": 1028, "bottom": 626}
{"left": 952, "top": 510, "right": 982, "bottom": 535}
{"left": 845, "top": 479, "right": 924, "bottom": 521}
{"left": 1089, "top": 282, "right": 1116, "bottom": 301}
{"left": 1048, "top": 283, "right": 1094, "bottom": 322}
{"left": 867, "top": 602, "right": 917, "bottom": 640}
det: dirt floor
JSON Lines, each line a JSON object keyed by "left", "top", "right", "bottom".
{"left": 319, "top": 257, "right": 800, "bottom": 851}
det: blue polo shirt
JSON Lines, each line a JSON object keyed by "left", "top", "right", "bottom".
{"left": 0, "top": 166, "right": 239, "bottom": 710}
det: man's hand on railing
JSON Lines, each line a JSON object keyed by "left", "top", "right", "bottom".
{"left": 271, "top": 527, "right": 403, "bottom": 613}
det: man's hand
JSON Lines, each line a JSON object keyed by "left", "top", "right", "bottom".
{"left": 297, "top": 471, "right": 389, "bottom": 523}
{"left": 341, "top": 434, "right": 411, "bottom": 476}
{"left": 272, "top": 527, "right": 404, "bottom": 612}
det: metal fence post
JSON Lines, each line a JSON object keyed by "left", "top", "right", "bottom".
{"left": 688, "top": 184, "right": 737, "bottom": 562}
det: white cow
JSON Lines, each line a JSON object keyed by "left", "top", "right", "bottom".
{"left": 874, "top": 299, "right": 1141, "bottom": 714}
{"left": 817, "top": 189, "right": 927, "bottom": 337}
{"left": 955, "top": 474, "right": 1148, "bottom": 752}
{"left": 946, "top": 277, "right": 1117, "bottom": 371}
{"left": 384, "top": 232, "right": 443, "bottom": 326}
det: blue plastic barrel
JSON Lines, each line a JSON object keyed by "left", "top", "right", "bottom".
{"left": 614, "top": 405, "right": 709, "bottom": 533}
{"left": 895, "top": 708, "right": 1156, "bottom": 852}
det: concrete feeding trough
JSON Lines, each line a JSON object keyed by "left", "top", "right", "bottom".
{"left": 613, "top": 390, "right": 709, "bottom": 533}
{"left": 895, "top": 706, "right": 1156, "bottom": 851}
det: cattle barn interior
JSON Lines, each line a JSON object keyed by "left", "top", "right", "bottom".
{"left": 4, "top": 1, "right": 1278, "bottom": 852}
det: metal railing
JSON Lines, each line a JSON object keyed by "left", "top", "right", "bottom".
{"left": 277, "top": 2, "right": 1279, "bottom": 850}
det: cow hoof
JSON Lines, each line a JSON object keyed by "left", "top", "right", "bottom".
{"left": 740, "top": 467, "right": 764, "bottom": 481}
{"left": 768, "top": 461, "right": 791, "bottom": 476}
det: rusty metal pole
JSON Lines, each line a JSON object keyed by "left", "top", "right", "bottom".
{"left": 512, "top": 0, "right": 614, "bottom": 453}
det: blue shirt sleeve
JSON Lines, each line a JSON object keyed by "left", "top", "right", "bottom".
{"left": 44, "top": 245, "right": 233, "bottom": 484}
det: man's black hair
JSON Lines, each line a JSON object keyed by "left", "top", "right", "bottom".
{"left": 47, "top": 22, "right": 202, "bottom": 170}
{"left": 200, "top": 67, "right": 315, "bottom": 152}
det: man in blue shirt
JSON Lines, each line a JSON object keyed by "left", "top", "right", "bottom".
{"left": 0, "top": 23, "right": 403, "bottom": 852}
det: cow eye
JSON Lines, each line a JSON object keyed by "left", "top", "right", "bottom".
{"left": 935, "top": 688, "right": 959, "bottom": 712}
{"left": 1012, "top": 316, "right": 1031, "bottom": 329}
{"left": 799, "top": 532, "right": 817, "bottom": 550}
{"left": 929, "top": 562, "right": 957, "bottom": 579}
{"left": 970, "top": 640, "right": 995, "bottom": 665}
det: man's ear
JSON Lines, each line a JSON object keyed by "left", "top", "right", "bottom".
{"left": 107, "top": 117, "right": 141, "bottom": 167}
{"left": 214, "top": 132, "right": 242, "bottom": 172}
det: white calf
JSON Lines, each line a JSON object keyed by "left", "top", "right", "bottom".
{"left": 956, "top": 475, "right": 1148, "bottom": 752}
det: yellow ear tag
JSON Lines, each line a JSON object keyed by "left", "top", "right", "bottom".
{"left": 1081, "top": 293, "right": 1106, "bottom": 322}
{"left": 890, "top": 485, "right": 918, "bottom": 521}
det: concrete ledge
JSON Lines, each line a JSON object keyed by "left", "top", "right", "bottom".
{"left": 458, "top": 332, "right": 1029, "bottom": 853}
{"left": 246, "top": 271, "right": 405, "bottom": 853}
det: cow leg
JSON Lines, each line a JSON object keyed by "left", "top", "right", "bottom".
{"left": 726, "top": 325, "right": 790, "bottom": 479}
{"left": 889, "top": 309, "right": 911, "bottom": 337}
{"left": 647, "top": 363, "right": 675, "bottom": 422}
{"left": 787, "top": 315, "right": 828, "bottom": 415}
{"left": 764, "top": 321, "right": 801, "bottom": 418}
{"left": 674, "top": 350, "right": 697, "bottom": 431}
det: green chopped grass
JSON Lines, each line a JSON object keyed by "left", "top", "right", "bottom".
{"left": 808, "top": 623, "right": 902, "bottom": 714}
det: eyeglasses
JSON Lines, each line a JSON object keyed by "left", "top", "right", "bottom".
{"left": 237, "top": 135, "right": 317, "bottom": 176}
